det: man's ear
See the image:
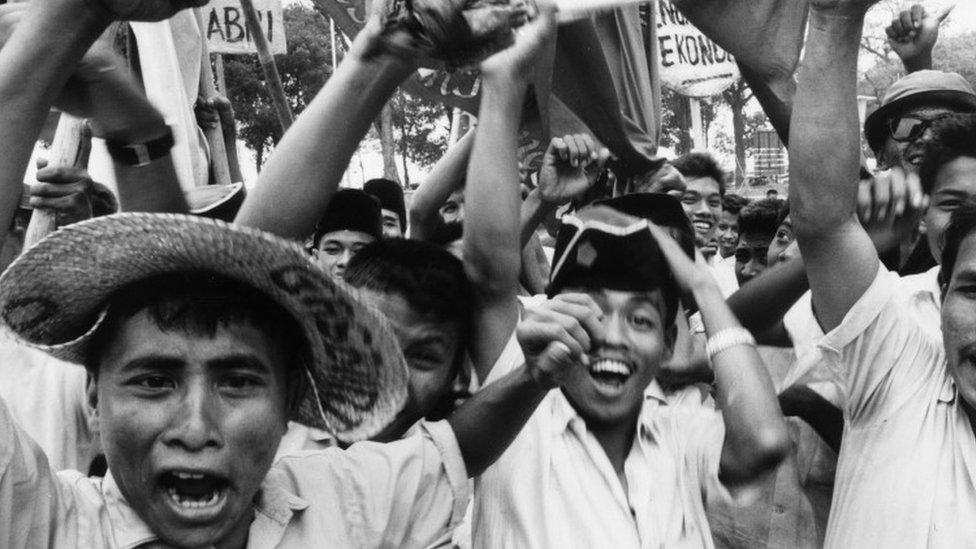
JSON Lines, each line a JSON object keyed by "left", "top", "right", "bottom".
{"left": 664, "top": 322, "right": 678, "bottom": 360}
{"left": 86, "top": 372, "right": 98, "bottom": 412}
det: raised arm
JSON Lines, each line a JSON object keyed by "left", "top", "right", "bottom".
{"left": 648, "top": 222, "right": 790, "bottom": 486}
{"left": 408, "top": 131, "right": 474, "bottom": 241}
{"left": 79, "top": 44, "right": 187, "bottom": 214}
{"left": 885, "top": 4, "right": 952, "bottom": 74}
{"left": 234, "top": 20, "right": 420, "bottom": 237}
{"left": 463, "top": 13, "right": 556, "bottom": 380}
{"left": 791, "top": 0, "right": 895, "bottom": 332}
{"left": 519, "top": 134, "right": 608, "bottom": 249}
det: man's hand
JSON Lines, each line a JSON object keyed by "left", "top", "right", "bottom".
{"left": 29, "top": 159, "right": 94, "bottom": 227}
{"left": 646, "top": 221, "right": 716, "bottom": 293}
{"left": 536, "top": 134, "right": 610, "bottom": 207}
{"left": 886, "top": 4, "right": 953, "bottom": 72}
{"left": 84, "top": 0, "right": 208, "bottom": 22}
{"left": 858, "top": 168, "right": 927, "bottom": 253}
{"left": 195, "top": 95, "right": 234, "bottom": 131}
{"left": 479, "top": 0, "right": 555, "bottom": 80}
{"left": 517, "top": 293, "right": 605, "bottom": 390}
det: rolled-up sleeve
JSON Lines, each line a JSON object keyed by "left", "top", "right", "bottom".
{"left": 276, "top": 420, "right": 470, "bottom": 548}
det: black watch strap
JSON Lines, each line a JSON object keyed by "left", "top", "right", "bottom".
{"left": 105, "top": 129, "right": 176, "bottom": 167}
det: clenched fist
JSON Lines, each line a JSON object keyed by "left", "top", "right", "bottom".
{"left": 517, "top": 293, "right": 605, "bottom": 390}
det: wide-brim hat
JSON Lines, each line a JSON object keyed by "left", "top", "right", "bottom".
{"left": 864, "top": 70, "right": 976, "bottom": 154}
{"left": 0, "top": 213, "right": 408, "bottom": 443}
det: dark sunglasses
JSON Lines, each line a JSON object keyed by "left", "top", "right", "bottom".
{"left": 888, "top": 113, "right": 955, "bottom": 142}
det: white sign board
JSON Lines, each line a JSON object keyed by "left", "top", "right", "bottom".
{"left": 656, "top": 0, "right": 738, "bottom": 97}
{"left": 206, "top": 0, "right": 287, "bottom": 55}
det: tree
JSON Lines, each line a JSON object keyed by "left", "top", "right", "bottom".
{"left": 388, "top": 90, "right": 450, "bottom": 186}
{"left": 659, "top": 88, "right": 719, "bottom": 156}
{"left": 722, "top": 78, "right": 754, "bottom": 185}
{"left": 223, "top": 4, "right": 336, "bottom": 170}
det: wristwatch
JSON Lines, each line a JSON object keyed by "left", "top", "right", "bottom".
{"left": 105, "top": 128, "right": 175, "bottom": 167}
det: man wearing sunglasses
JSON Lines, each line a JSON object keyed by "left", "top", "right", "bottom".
{"left": 865, "top": 70, "right": 976, "bottom": 173}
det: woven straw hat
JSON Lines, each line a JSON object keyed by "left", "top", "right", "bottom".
{"left": 0, "top": 212, "right": 408, "bottom": 443}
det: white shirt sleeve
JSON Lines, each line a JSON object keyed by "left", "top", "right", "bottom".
{"left": 817, "top": 265, "right": 945, "bottom": 427}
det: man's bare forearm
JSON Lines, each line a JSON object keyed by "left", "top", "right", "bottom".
{"left": 235, "top": 26, "right": 418, "bottom": 237}
{"left": 0, "top": 0, "right": 108, "bottom": 254}
{"left": 408, "top": 131, "right": 474, "bottom": 241}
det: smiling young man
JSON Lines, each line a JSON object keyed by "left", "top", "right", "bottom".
{"left": 672, "top": 152, "right": 726, "bottom": 254}
{"left": 472, "top": 200, "right": 790, "bottom": 547}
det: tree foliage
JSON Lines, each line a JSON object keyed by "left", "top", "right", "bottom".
{"left": 223, "top": 4, "right": 335, "bottom": 169}
{"left": 388, "top": 90, "right": 450, "bottom": 185}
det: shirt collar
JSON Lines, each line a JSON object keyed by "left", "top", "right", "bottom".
{"left": 549, "top": 379, "right": 669, "bottom": 437}
{"left": 101, "top": 472, "right": 160, "bottom": 549}
{"left": 99, "top": 468, "right": 310, "bottom": 548}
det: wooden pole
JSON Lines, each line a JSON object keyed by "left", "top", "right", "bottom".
{"left": 240, "top": 0, "right": 293, "bottom": 131}
{"left": 194, "top": 9, "right": 233, "bottom": 187}
{"left": 215, "top": 54, "right": 227, "bottom": 94}
{"left": 23, "top": 115, "right": 92, "bottom": 249}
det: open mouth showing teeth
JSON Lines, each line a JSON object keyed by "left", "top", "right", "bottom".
{"left": 692, "top": 221, "right": 712, "bottom": 233}
{"left": 160, "top": 471, "right": 229, "bottom": 511}
{"left": 588, "top": 359, "right": 632, "bottom": 388}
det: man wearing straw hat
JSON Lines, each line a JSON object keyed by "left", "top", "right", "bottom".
{"left": 0, "top": 210, "right": 581, "bottom": 548}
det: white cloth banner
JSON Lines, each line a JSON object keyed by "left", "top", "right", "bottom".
{"left": 655, "top": 0, "right": 738, "bottom": 98}
{"left": 205, "top": 0, "right": 287, "bottom": 55}
{"left": 129, "top": 11, "right": 211, "bottom": 192}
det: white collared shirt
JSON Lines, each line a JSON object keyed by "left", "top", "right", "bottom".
{"left": 472, "top": 335, "right": 729, "bottom": 549}
{"left": 811, "top": 265, "right": 976, "bottom": 548}
{"left": 0, "top": 394, "right": 470, "bottom": 549}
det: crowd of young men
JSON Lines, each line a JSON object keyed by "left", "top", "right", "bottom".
{"left": 0, "top": 0, "right": 975, "bottom": 547}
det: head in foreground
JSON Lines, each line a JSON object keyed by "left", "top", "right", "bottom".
{"left": 0, "top": 213, "right": 407, "bottom": 548}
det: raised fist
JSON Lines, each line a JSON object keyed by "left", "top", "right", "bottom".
{"left": 517, "top": 293, "right": 605, "bottom": 390}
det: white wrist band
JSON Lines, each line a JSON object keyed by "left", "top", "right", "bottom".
{"left": 705, "top": 327, "right": 756, "bottom": 362}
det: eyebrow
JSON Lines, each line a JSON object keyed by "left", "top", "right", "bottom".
{"left": 209, "top": 354, "right": 273, "bottom": 374}
{"left": 120, "top": 356, "right": 185, "bottom": 374}
{"left": 933, "top": 189, "right": 970, "bottom": 199}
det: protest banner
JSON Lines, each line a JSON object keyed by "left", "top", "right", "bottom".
{"left": 656, "top": 0, "right": 738, "bottom": 97}
{"left": 206, "top": 0, "right": 287, "bottom": 56}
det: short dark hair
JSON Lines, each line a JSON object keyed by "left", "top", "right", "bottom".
{"left": 722, "top": 194, "right": 749, "bottom": 215}
{"left": 671, "top": 152, "right": 726, "bottom": 195}
{"left": 345, "top": 239, "right": 472, "bottom": 352}
{"left": 85, "top": 273, "right": 309, "bottom": 411}
{"left": 940, "top": 196, "right": 976, "bottom": 287}
{"left": 920, "top": 114, "right": 976, "bottom": 195}
{"left": 738, "top": 198, "right": 785, "bottom": 240}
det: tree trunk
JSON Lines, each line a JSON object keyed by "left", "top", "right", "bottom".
{"left": 376, "top": 102, "right": 400, "bottom": 182}
{"left": 255, "top": 146, "right": 264, "bottom": 173}
{"left": 731, "top": 103, "right": 747, "bottom": 186}
{"left": 399, "top": 128, "right": 411, "bottom": 187}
